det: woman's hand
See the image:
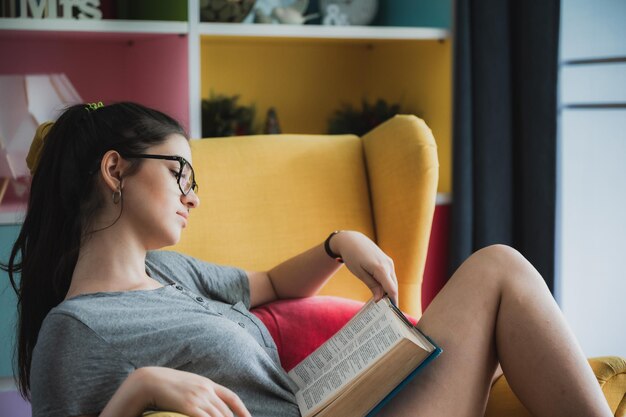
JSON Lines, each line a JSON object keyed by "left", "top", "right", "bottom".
{"left": 330, "top": 231, "right": 399, "bottom": 305}
{"left": 136, "top": 366, "right": 252, "bottom": 417}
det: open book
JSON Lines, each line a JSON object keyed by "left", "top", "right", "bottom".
{"left": 287, "top": 297, "right": 442, "bottom": 417}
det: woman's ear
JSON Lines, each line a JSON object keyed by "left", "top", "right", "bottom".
{"left": 100, "top": 150, "right": 128, "bottom": 192}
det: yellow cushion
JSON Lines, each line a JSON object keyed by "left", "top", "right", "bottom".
{"left": 363, "top": 116, "right": 438, "bottom": 314}
{"left": 172, "top": 133, "right": 376, "bottom": 304}
{"left": 591, "top": 356, "right": 626, "bottom": 416}
{"left": 486, "top": 356, "right": 626, "bottom": 417}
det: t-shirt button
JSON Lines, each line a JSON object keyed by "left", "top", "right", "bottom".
{"left": 175, "top": 285, "right": 183, "bottom": 291}
{"left": 238, "top": 322, "right": 246, "bottom": 328}
{"left": 196, "top": 296, "right": 204, "bottom": 302}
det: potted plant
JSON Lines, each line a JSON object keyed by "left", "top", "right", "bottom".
{"left": 201, "top": 93, "right": 256, "bottom": 137}
{"left": 328, "top": 98, "right": 411, "bottom": 136}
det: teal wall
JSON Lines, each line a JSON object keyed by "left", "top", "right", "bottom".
{"left": 0, "top": 225, "right": 20, "bottom": 378}
{"left": 373, "top": 0, "right": 452, "bottom": 28}
{"left": 308, "top": 0, "right": 452, "bottom": 29}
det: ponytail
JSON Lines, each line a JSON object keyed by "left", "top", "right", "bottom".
{"left": 1, "top": 102, "right": 186, "bottom": 398}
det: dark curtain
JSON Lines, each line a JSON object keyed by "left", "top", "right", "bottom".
{"left": 449, "top": 0, "right": 560, "bottom": 291}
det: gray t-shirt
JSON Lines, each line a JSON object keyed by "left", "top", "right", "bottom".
{"left": 30, "top": 250, "right": 300, "bottom": 417}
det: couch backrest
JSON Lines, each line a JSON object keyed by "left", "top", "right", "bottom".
{"left": 171, "top": 133, "right": 377, "bottom": 304}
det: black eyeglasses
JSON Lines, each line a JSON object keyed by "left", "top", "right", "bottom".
{"left": 122, "top": 153, "right": 198, "bottom": 196}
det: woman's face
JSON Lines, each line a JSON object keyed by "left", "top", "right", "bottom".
{"left": 120, "top": 134, "right": 200, "bottom": 250}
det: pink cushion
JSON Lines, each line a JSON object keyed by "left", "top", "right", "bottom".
{"left": 251, "top": 296, "right": 417, "bottom": 372}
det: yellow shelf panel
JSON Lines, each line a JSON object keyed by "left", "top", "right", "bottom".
{"left": 200, "top": 37, "right": 452, "bottom": 193}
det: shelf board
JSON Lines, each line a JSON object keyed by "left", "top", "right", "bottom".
{"left": 0, "top": 18, "right": 188, "bottom": 35}
{"left": 0, "top": 18, "right": 449, "bottom": 41}
{"left": 198, "top": 23, "right": 449, "bottom": 41}
{"left": 0, "top": 208, "right": 26, "bottom": 226}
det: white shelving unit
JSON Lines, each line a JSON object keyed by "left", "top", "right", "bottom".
{"left": 0, "top": 17, "right": 187, "bottom": 33}
{"left": 0, "top": 13, "right": 449, "bottom": 141}
{"left": 196, "top": 21, "right": 448, "bottom": 40}
{"left": 0, "top": 209, "right": 25, "bottom": 225}
{"left": 0, "top": 2, "right": 450, "bottom": 225}
{"left": 0, "top": 18, "right": 447, "bottom": 39}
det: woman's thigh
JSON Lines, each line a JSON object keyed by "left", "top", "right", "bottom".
{"left": 377, "top": 246, "right": 508, "bottom": 417}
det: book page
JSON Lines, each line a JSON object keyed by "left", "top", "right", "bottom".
{"left": 288, "top": 298, "right": 384, "bottom": 388}
{"left": 294, "top": 308, "right": 405, "bottom": 416}
{"left": 383, "top": 298, "right": 436, "bottom": 352}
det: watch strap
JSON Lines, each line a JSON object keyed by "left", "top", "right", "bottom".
{"left": 324, "top": 230, "right": 344, "bottom": 263}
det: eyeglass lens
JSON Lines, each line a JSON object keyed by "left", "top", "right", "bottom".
{"left": 179, "top": 161, "right": 194, "bottom": 194}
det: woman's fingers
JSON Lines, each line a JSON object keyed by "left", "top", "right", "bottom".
{"left": 389, "top": 268, "right": 399, "bottom": 305}
{"left": 204, "top": 393, "right": 233, "bottom": 417}
{"left": 214, "top": 385, "right": 251, "bottom": 417}
{"left": 202, "top": 402, "right": 226, "bottom": 417}
{"left": 336, "top": 232, "right": 399, "bottom": 303}
{"left": 358, "top": 262, "right": 397, "bottom": 302}
{"left": 144, "top": 366, "right": 250, "bottom": 417}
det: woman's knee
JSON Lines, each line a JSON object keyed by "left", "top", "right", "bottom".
{"left": 471, "top": 244, "right": 544, "bottom": 290}
{"left": 466, "top": 244, "right": 536, "bottom": 283}
{"left": 474, "top": 244, "right": 526, "bottom": 266}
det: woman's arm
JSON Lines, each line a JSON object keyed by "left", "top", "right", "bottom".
{"left": 248, "top": 231, "right": 399, "bottom": 308}
{"left": 96, "top": 367, "right": 250, "bottom": 417}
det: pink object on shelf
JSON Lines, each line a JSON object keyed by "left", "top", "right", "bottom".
{"left": 0, "top": 74, "right": 82, "bottom": 179}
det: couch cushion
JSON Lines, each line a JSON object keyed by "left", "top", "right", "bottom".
{"left": 252, "top": 296, "right": 417, "bottom": 372}
{"left": 171, "top": 134, "right": 376, "bottom": 302}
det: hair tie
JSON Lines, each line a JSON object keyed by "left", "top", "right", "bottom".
{"left": 85, "top": 102, "right": 104, "bottom": 111}
{"left": 26, "top": 121, "right": 54, "bottom": 176}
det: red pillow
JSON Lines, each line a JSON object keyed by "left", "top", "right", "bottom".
{"left": 252, "top": 296, "right": 363, "bottom": 371}
{"left": 251, "top": 296, "right": 417, "bottom": 372}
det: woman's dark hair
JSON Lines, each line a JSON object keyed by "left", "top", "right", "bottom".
{"left": 0, "top": 102, "right": 187, "bottom": 399}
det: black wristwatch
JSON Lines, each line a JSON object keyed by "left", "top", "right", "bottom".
{"left": 324, "top": 230, "right": 344, "bottom": 263}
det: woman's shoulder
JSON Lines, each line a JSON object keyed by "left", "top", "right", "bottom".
{"left": 146, "top": 250, "right": 249, "bottom": 305}
{"left": 39, "top": 296, "right": 125, "bottom": 349}
{"left": 145, "top": 249, "right": 227, "bottom": 288}
{"left": 38, "top": 303, "right": 97, "bottom": 343}
{"left": 33, "top": 307, "right": 103, "bottom": 370}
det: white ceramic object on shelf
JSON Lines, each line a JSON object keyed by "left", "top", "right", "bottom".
{"left": 319, "top": 0, "right": 378, "bottom": 26}
{"left": 244, "top": 0, "right": 309, "bottom": 24}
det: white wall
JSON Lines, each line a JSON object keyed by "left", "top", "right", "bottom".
{"left": 557, "top": 0, "right": 626, "bottom": 357}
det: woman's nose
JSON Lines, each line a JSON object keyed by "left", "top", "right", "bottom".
{"left": 182, "top": 189, "right": 200, "bottom": 209}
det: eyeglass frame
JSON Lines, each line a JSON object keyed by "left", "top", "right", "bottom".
{"left": 121, "top": 153, "right": 198, "bottom": 196}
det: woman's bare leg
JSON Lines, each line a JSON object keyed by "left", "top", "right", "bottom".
{"left": 378, "top": 244, "right": 611, "bottom": 417}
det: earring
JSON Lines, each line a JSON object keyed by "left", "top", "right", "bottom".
{"left": 112, "top": 186, "right": 122, "bottom": 204}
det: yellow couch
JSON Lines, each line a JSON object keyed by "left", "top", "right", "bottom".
{"left": 147, "top": 115, "right": 625, "bottom": 416}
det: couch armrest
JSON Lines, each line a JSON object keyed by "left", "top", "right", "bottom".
{"left": 591, "top": 356, "right": 626, "bottom": 416}
{"left": 362, "top": 115, "right": 439, "bottom": 317}
{"left": 485, "top": 356, "right": 626, "bottom": 417}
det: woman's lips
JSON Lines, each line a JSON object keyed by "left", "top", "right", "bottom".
{"left": 177, "top": 212, "right": 188, "bottom": 227}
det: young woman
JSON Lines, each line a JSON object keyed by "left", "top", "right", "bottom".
{"left": 3, "top": 102, "right": 611, "bottom": 417}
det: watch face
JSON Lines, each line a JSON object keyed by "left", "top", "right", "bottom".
{"left": 319, "top": 0, "right": 378, "bottom": 26}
